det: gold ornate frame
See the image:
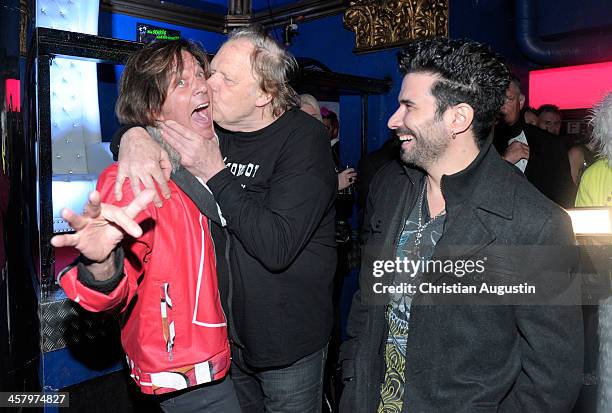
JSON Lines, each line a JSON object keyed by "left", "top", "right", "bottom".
{"left": 344, "top": 0, "right": 448, "bottom": 54}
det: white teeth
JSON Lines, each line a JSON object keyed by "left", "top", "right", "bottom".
{"left": 194, "top": 103, "right": 209, "bottom": 110}
{"left": 399, "top": 135, "right": 413, "bottom": 142}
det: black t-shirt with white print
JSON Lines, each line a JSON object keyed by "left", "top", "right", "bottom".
{"left": 207, "top": 108, "right": 338, "bottom": 368}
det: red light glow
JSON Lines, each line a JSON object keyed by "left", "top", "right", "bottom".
{"left": 5, "top": 79, "right": 20, "bottom": 112}
{"left": 529, "top": 62, "right": 612, "bottom": 110}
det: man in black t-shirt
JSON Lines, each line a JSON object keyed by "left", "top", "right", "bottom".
{"left": 110, "top": 26, "right": 336, "bottom": 413}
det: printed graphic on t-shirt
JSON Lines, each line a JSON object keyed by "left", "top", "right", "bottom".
{"left": 225, "top": 160, "right": 260, "bottom": 179}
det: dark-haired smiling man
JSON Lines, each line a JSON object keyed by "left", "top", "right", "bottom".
{"left": 340, "top": 37, "right": 583, "bottom": 413}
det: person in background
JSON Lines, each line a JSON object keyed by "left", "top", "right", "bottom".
{"left": 576, "top": 92, "right": 612, "bottom": 206}
{"left": 299, "top": 93, "right": 323, "bottom": 122}
{"left": 321, "top": 107, "right": 357, "bottom": 191}
{"left": 494, "top": 76, "right": 576, "bottom": 207}
{"left": 322, "top": 107, "right": 341, "bottom": 165}
{"left": 574, "top": 92, "right": 612, "bottom": 413}
{"left": 50, "top": 39, "right": 240, "bottom": 412}
{"left": 109, "top": 26, "right": 337, "bottom": 413}
{"left": 299, "top": 93, "right": 355, "bottom": 411}
{"left": 341, "top": 37, "right": 583, "bottom": 413}
{"left": 356, "top": 136, "right": 399, "bottom": 224}
{"left": 537, "top": 104, "right": 563, "bottom": 136}
{"left": 568, "top": 140, "right": 594, "bottom": 186}
{"left": 523, "top": 106, "right": 539, "bottom": 126}
{"left": 535, "top": 103, "right": 590, "bottom": 184}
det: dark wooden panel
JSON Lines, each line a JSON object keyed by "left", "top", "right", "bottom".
{"left": 294, "top": 68, "right": 392, "bottom": 96}
{"left": 100, "top": 0, "right": 226, "bottom": 33}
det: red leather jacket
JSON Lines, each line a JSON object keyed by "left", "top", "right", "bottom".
{"left": 59, "top": 164, "right": 230, "bottom": 395}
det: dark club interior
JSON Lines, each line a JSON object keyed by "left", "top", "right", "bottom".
{"left": 0, "top": 1, "right": 611, "bottom": 412}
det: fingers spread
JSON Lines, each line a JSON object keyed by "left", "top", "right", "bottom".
{"left": 125, "top": 189, "right": 156, "bottom": 219}
{"left": 83, "top": 191, "right": 102, "bottom": 218}
{"left": 114, "top": 171, "right": 126, "bottom": 201}
{"left": 159, "top": 151, "right": 173, "bottom": 197}
{"left": 100, "top": 204, "right": 143, "bottom": 238}
{"left": 61, "top": 208, "right": 89, "bottom": 232}
{"left": 138, "top": 174, "right": 163, "bottom": 207}
{"left": 160, "top": 123, "right": 191, "bottom": 156}
{"left": 151, "top": 168, "right": 172, "bottom": 200}
{"left": 163, "top": 120, "right": 195, "bottom": 140}
{"left": 50, "top": 233, "right": 80, "bottom": 248}
{"left": 130, "top": 177, "right": 143, "bottom": 199}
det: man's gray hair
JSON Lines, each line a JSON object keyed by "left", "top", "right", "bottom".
{"left": 229, "top": 25, "right": 299, "bottom": 117}
{"left": 589, "top": 92, "right": 612, "bottom": 165}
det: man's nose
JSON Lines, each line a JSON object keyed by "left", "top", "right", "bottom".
{"left": 195, "top": 77, "right": 209, "bottom": 95}
{"left": 387, "top": 107, "right": 402, "bottom": 129}
{"left": 207, "top": 73, "right": 220, "bottom": 91}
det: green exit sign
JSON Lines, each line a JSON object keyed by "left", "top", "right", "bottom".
{"left": 137, "top": 23, "right": 181, "bottom": 43}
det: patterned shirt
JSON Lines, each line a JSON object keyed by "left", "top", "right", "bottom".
{"left": 377, "top": 195, "right": 445, "bottom": 413}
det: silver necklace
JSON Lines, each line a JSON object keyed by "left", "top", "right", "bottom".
{"left": 414, "top": 180, "right": 446, "bottom": 249}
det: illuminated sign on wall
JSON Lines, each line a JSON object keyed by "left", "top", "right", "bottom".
{"left": 529, "top": 62, "right": 612, "bottom": 110}
{"left": 137, "top": 23, "right": 181, "bottom": 43}
{"left": 5, "top": 79, "right": 19, "bottom": 112}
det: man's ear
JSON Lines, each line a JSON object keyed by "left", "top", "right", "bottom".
{"left": 519, "top": 93, "right": 525, "bottom": 110}
{"left": 448, "top": 103, "right": 474, "bottom": 135}
{"left": 255, "top": 90, "right": 273, "bottom": 108}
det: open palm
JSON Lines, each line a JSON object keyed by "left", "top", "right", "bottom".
{"left": 51, "top": 190, "right": 155, "bottom": 263}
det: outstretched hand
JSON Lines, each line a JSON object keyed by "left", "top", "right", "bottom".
{"left": 160, "top": 120, "right": 226, "bottom": 182}
{"left": 115, "top": 127, "right": 172, "bottom": 207}
{"left": 51, "top": 189, "right": 155, "bottom": 266}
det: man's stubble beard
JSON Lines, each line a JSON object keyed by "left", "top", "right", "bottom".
{"left": 400, "top": 120, "right": 450, "bottom": 170}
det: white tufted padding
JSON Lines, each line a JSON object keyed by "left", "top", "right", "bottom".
{"left": 37, "top": 0, "right": 104, "bottom": 174}
{"left": 48, "top": 58, "right": 90, "bottom": 173}
{"left": 85, "top": 141, "right": 113, "bottom": 175}
{"left": 52, "top": 174, "right": 99, "bottom": 233}
{"left": 37, "top": 0, "right": 99, "bottom": 34}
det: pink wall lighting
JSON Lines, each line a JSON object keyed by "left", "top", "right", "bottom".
{"left": 5, "top": 79, "right": 20, "bottom": 112}
{"left": 529, "top": 61, "right": 612, "bottom": 110}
